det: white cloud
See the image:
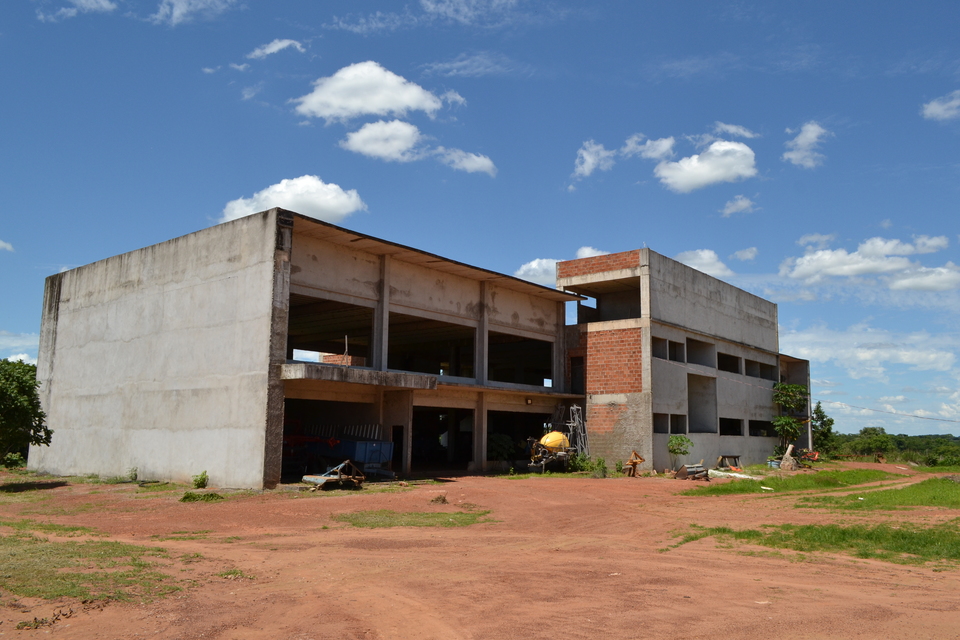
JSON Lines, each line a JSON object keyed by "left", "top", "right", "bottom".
{"left": 620, "top": 134, "right": 675, "bottom": 160}
{"left": 921, "top": 90, "right": 960, "bottom": 121}
{"left": 324, "top": 11, "right": 418, "bottom": 34}
{"left": 0, "top": 239, "right": 13, "bottom": 252}
{"left": 515, "top": 246, "right": 610, "bottom": 286}
{"left": 220, "top": 175, "right": 366, "bottom": 224}
{"left": 880, "top": 218, "right": 893, "bottom": 229}
{"left": 340, "top": 120, "right": 426, "bottom": 162}
{"left": 674, "top": 249, "right": 734, "bottom": 278}
{"left": 572, "top": 140, "right": 617, "bottom": 179}
{"left": 202, "top": 66, "right": 220, "bottom": 74}
{"left": 229, "top": 63, "right": 249, "bottom": 72}
{"left": 720, "top": 195, "right": 756, "bottom": 217}
{"left": 575, "top": 246, "right": 608, "bottom": 259}
{"left": 782, "top": 121, "right": 831, "bottom": 168}
{"left": 780, "top": 323, "right": 956, "bottom": 381}
{"left": 654, "top": 140, "right": 757, "bottom": 193}
{"left": 514, "top": 258, "right": 558, "bottom": 286}
{"left": 6, "top": 353, "right": 38, "bottom": 365}
{"left": 325, "top": 0, "right": 531, "bottom": 33}
{"left": 241, "top": 84, "right": 262, "bottom": 101}
{"left": 0, "top": 331, "right": 39, "bottom": 354}
{"left": 247, "top": 39, "right": 305, "bottom": 60}
{"left": 422, "top": 51, "right": 527, "bottom": 77}
{"left": 434, "top": 147, "right": 497, "bottom": 176}
{"left": 888, "top": 263, "right": 960, "bottom": 291}
{"left": 151, "top": 0, "right": 236, "bottom": 26}
{"left": 293, "top": 61, "right": 443, "bottom": 123}
{"left": 441, "top": 90, "right": 466, "bottom": 106}
{"left": 713, "top": 122, "right": 758, "bottom": 138}
{"left": 780, "top": 235, "right": 957, "bottom": 290}
{"left": 37, "top": 0, "right": 116, "bottom": 21}
{"left": 420, "top": 0, "right": 519, "bottom": 24}
{"left": 732, "top": 247, "right": 758, "bottom": 261}
{"left": 797, "top": 233, "right": 836, "bottom": 249}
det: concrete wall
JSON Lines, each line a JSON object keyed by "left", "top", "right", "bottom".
{"left": 653, "top": 432, "right": 779, "bottom": 470}
{"left": 31, "top": 212, "right": 279, "bottom": 488}
{"left": 645, "top": 250, "right": 779, "bottom": 352}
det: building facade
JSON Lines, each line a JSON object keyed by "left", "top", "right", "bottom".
{"left": 31, "top": 209, "right": 808, "bottom": 487}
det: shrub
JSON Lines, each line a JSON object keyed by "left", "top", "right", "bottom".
{"left": 192, "top": 471, "right": 208, "bottom": 489}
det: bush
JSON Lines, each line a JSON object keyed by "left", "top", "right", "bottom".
{"left": 192, "top": 470, "right": 208, "bottom": 489}
{"left": 2, "top": 452, "right": 26, "bottom": 468}
{"left": 591, "top": 457, "right": 608, "bottom": 479}
{"left": 568, "top": 452, "right": 590, "bottom": 472}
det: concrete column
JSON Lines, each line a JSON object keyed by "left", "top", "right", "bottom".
{"left": 372, "top": 255, "right": 391, "bottom": 371}
{"left": 553, "top": 300, "right": 566, "bottom": 392}
{"left": 471, "top": 392, "right": 488, "bottom": 472}
{"left": 263, "top": 209, "right": 293, "bottom": 489}
{"left": 382, "top": 390, "right": 413, "bottom": 474}
{"left": 474, "top": 281, "right": 488, "bottom": 385}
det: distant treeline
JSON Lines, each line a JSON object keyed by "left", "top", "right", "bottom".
{"left": 826, "top": 427, "right": 960, "bottom": 466}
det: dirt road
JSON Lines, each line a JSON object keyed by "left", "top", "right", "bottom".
{"left": 1, "top": 465, "right": 958, "bottom": 639}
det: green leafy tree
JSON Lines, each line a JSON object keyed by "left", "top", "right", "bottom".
{"left": 0, "top": 359, "right": 52, "bottom": 458}
{"left": 667, "top": 434, "right": 693, "bottom": 469}
{"left": 772, "top": 383, "right": 809, "bottom": 451}
{"left": 847, "top": 427, "right": 894, "bottom": 456}
{"left": 811, "top": 401, "right": 836, "bottom": 453}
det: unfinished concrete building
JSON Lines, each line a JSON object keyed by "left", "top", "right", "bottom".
{"left": 31, "top": 209, "right": 808, "bottom": 486}
{"left": 31, "top": 209, "right": 580, "bottom": 488}
{"left": 557, "top": 249, "right": 810, "bottom": 470}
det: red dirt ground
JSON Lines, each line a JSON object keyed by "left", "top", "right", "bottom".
{"left": 1, "top": 463, "right": 959, "bottom": 639}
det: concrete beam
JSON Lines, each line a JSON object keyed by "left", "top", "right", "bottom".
{"left": 280, "top": 363, "right": 437, "bottom": 390}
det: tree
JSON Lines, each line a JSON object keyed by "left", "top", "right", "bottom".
{"left": 772, "top": 383, "right": 808, "bottom": 453}
{"left": 0, "top": 359, "right": 52, "bottom": 458}
{"left": 847, "top": 427, "right": 893, "bottom": 456}
{"left": 667, "top": 434, "right": 693, "bottom": 470}
{"left": 810, "top": 401, "right": 836, "bottom": 453}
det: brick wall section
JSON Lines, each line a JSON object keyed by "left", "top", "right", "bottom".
{"left": 584, "top": 327, "right": 643, "bottom": 395}
{"left": 557, "top": 249, "right": 641, "bottom": 279}
{"left": 322, "top": 354, "right": 367, "bottom": 366}
{"left": 585, "top": 403, "right": 625, "bottom": 436}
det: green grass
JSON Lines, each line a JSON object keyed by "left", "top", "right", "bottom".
{"left": 136, "top": 482, "right": 182, "bottom": 493}
{"left": 179, "top": 491, "right": 224, "bottom": 502}
{"left": 333, "top": 509, "right": 493, "bottom": 528}
{"left": 798, "top": 477, "right": 960, "bottom": 510}
{"left": 682, "top": 469, "right": 896, "bottom": 496}
{"left": 151, "top": 530, "right": 212, "bottom": 541}
{"left": 665, "top": 521, "right": 960, "bottom": 566}
{"left": 0, "top": 518, "right": 99, "bottom": 537}
{"left": 0, "top": 533, "right": 174, "bottom": 600}
{"left": 217, "top": 568, "right": 253, "bottom": 579}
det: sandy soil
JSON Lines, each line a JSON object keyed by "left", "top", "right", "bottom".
{"left": 1, "top": 463, "right": 959, "bottom": 639}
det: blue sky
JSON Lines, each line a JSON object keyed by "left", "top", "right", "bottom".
{"left": 2, "top": 0, "right": 959, "bottom": 436}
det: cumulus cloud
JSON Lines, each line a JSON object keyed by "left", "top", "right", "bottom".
{"left": 5, "top": 354, "right": 38, "bottom": 365}
{"left": 720, "top": 194, "right": 756, "bottom": 217}
{"left": 434, "top": 147, "right": 497, "bottom": 176}
{"left": 654, "top": 140, "right": 757, "bottom": 193}
{"left": 220, "top": 175, "right": 366, "bottom": 224}
{"left": 782, "top": 121, "right": 831, "bottom": 168}
{"left": 779, "top": 323, "right": 956, "bottom": 381}
{"left": 780, "top": 235, "right": 957, "bottom": 291}
{"left": 0, "top": 239, "right": 12, "bottom": 252}
{"left": 620, "top": 134, "right": 675, "bottom": 160}
{"left": 572, "top": 140, "right": 617, "bottom": 179}
{"left": 151, "top": 0, "right": 236, "bottom": 26}
{"left": 713, "top": 122, "right": 758, "bottom": 138}
{"left": 514, "top": 246, "right": 610, "bottom": 286}
{"left": 37, "top": 0, "right": 116, "bottom": 21}
{"left": 674, "top": 249, "right": 735, "bottom": 278}
{"left": 339, "top": 120, "right": 425, "bottom": 162}
{"left": 921, "top": 90, "right": 960, "bottom": 121}
{"left": 247, "top": 39, "right": 305, "bottom": 60}
{"left": 293, "top": 61, "right": 444, "bottom": 123}
{"left": 732, "top": 247, "right": 758, "bottom": 261}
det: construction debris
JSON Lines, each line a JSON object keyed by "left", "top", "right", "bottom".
{"left": 780, "top": 444, "right": 800, "bottom": 472}
{"left": 674, "top": 460, "right": 709, "bottom": 481}
{"left": 624, "top": 450, "right": 645, "bottom": 476}
{"left": 302, "top": 460, "right": 365, "bottom": 488}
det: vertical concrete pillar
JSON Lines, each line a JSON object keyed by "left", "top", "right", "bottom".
{"left": 372, "top": 255, "right": 391, "bottom": 371}
{"left": 263, "top": 209, "right": 293, "bottom": 489}
{"left": 471, "top": 392, "right": 488, "bottom": 472}
{"left": 553, "top": 300, "right": 566, "bottom": 392}
{"left": 382, "top": 390, "right": 413, "bottom": 474}
{"left": 474, "top": 281, "right": 488, "bottom": 385}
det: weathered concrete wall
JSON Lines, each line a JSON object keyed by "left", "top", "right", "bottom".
{"left": 653, "top": 432, "right": 777, "bottom": 470}
{"left": 290, "top": 233, "right": 381, "bottom": 304}
{"left": 30, "top": 212, "right": 279, "bottom": 488}
{"left": 645, "top": 250, "right": 778, "bottom": 352}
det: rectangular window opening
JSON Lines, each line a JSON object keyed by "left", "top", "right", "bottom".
{"left": 717, "top": 352, "right": 741, "bottom": 374}
{"left": 686, "top": 338, "right": 716, "bottom": 368}
{"left": 668, "top": 340, "right": 685, "bottom": 363}
{"left": 287, "top": 295, "right": 374, "bottom": 367}
{"left": 652, "top": 337, "right": 668, "bottom": 360}
{"left": 388, "top": 312, "right": 475, "bottom": 377}
{"left": 488, "top": 330, "right": 553, "bottom": 387}
{"left": 719, "top": 418, "right": 743, "bottom": 436}
{"left": 669, "top": 414, "right": 687, "bottom": 434}
{"left": 653, "top": 413, "right": 669, "bottom": 434}
{"left": 749, "top": 420, "right": 775, "bottom": 437}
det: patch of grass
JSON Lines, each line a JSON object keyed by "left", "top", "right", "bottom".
{"left": 0, "top": 518, "right": 99, "bottom": 537}
{"left": 0, "top": 533, "right": 174, "bottom": 600}
{"left": 219, "top": 536, "right": 242, "bottom": 543}
{"left": 682, "top": 469, "right": 896, "bottom": 496}
{"left": 151, "top": 530, "right": 211, "bottom": 541}
{"left": 798, "top": 477, "right": 960, "bottom": 510}
{"left": 179, "top": 491, "right": 224, "bottom": 503}
{"left": 333, "top": 509, "right": 493, "bottom": 528}
{"left": 666, "top": 521, "right": 960, "bottom": 566}
{"left": 218, "top": 568, "right": 253, "bottom": 580}
{"left": 136, "top": 482, "right": 182, "bottom": 493}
